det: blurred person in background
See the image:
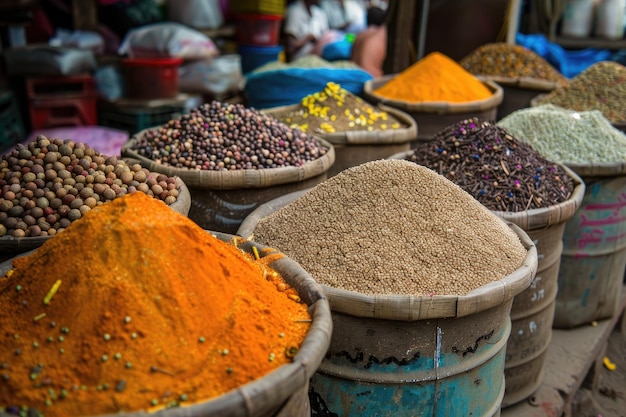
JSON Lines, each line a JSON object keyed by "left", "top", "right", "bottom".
{"left": 350, "top": 6, "right": 386, "bottom": 77}
{"left": 320, "top": 0, "right": 367, "bottom": 34}
{"left": 284, "top": 0, "right": 330, "bottom": 61}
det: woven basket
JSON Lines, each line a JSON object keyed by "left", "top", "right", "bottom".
{"left": 0, "top": 176, "right": 191, "bottom": 258}
{"left": 363, "top": 77, "right": 503, "bottom": 142}
{"left": 237, "top": 189, "right": 537, "bottom": 321}
{"left": 262, "top": 104, "right": 417, "bottom": 177}
{"left": 121, "top": 131, "right": 335, "bottom": 190}
{"left": 121, "top": 131, "right": 335, "bottom": 233}
{"left": 237, "top": 189, "right": 537, "bottom": 416}
{"left": 0, "top": 232, "right": 332, "bottom": 417}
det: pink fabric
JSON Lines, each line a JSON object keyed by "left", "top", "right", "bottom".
{"left": 24, "top": 126, "right": 129, "bottom": 157}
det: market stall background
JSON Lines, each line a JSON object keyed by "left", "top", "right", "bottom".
{"left": 0, "top": 0, "right": 625, "bottom": 416}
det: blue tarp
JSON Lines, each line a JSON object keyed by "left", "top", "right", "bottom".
{"left": 245, "top": 67, "right": 373, "bottom": 109}
{"left": 516, "top": 33, "right": 613, "bottom": 78}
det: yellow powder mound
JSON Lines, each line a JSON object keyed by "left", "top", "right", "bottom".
{"left": 374, "top": 51, "right": 493, "bottom": 103}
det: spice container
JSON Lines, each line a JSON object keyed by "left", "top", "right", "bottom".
{"left": 238, "top": 160, "right": 537, "bottom": 417}
{"left": 460, "top": 43, "right": 568, "bottom": 120}
{"left": 531, "top": 61, "right": 626, "bottom": 132}
{"left": 0, "top": 135, "right": 191, "bottom": 258}
{"left": 263, "top": 82, "right": 417, "bottom": 177}
{"left": 121, "top": 100, "right": 335, "bottom": 234}
{"left": 499, "top": 105, "right": 626, "bottom": 328}
{"left": 0, "top": 192, "right": 332, "bottom": 417}
{"left": 362, "top": 52, "right": 503, "bottom": 143}
{"left": 389, "top": 118, "right": 585, "bottom": 407}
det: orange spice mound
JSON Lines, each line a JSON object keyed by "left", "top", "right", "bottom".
{"left": 374, "top": 51, "right": 493, "bottom": 103}
{"left": 0, "top": 192, "right": 311, "bottom": 416}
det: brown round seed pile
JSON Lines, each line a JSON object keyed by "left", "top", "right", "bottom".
{"left": 250, "top": 160, "right": 527, "bottom": 296}
{"left": 0, "top": 135, "right": 181, "bottom": 238}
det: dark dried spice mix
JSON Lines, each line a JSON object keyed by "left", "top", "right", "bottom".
{"left": 407, "top": 118, "right": 575, "bottom": 212}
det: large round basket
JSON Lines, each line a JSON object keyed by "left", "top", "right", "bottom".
{"left": 262, "top": 104, "right": 417, "bottom": 177}
{"left": 0, "top": 177, "right": 192, "bottom": 261}
{"left": 237, "top": 190, "right": 537, "bottom": 417}
{"left": 363, "top": 76, "right": 503, "bottom": 143}
{"left": 121, "top": 131, "right": 335, "bottom": 234}
{"left": 0, "top": 232, "right": 333, "bottom": 417}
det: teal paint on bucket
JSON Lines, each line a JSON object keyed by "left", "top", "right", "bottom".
{"left": 556, "top": 174, "right": 626, "bottom": 328}
{"left": 308, "top": 301, "right": 516, "bottom": 417}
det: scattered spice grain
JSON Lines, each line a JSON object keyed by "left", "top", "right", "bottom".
{"left": 251, "top": 160, "right": 527, "bottom": 296}
{"left": 459, "top": 43, "right": 569, "bottom": 88}
{"left": 533, "top": 61, "right": 626, "bottom": 123}
{"left": 407, "top": 117, "right": 574, "bottom": 211}
{"left": 271, "top": 82, "right": 407, "bottom": 134}
{"left": 498, "top": 104, "right": 626, "bottom": 165}
{"left": 373, "top": 52, "right": 493, "bottom": 103}
{"left": 0, "top": 192, "right": 310, "bottom": 416}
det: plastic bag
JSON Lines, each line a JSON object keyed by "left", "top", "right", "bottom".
{"left": 167, "top": 0, "right": 224, "bottom": 29}
{"left": 515, "top": 33, "right": 612, "bottom": 78}
{"left": 179, "top": 55, "right": 242, "bottom": 97}
{"left": 118, "top": 22, "right": 219, "bottom": 59}
{"left": 3, "top": 45, "right": 97, "bottom": 76}
{"left": 49, "top": 29, "right": 104, "bottom": 54}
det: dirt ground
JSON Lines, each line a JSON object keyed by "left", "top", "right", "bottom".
{"left": 572, "top": 321, "right": 626, "bottom": 417}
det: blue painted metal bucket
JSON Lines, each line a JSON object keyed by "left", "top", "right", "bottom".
{"left": 555, "top": 165, "right": 626, "bottom": 328}
{"left": 308, "top": 301, "right": 512, "bottom": 417}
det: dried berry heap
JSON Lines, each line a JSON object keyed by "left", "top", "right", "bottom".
{"left": 0, "top": 136, "right": 181, "bottom": 238}
{"left": 408, "top": 118, "right": 574, "bottom": 212}
{"left": 130, "top": 101, "right": 329, "bottom": 170}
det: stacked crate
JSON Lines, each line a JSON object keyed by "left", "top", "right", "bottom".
{"left": 25, "top": 74, "right": 98, "bottom": 130}
{"left": 232, "top": 0, "right": 285, "bottom": 73}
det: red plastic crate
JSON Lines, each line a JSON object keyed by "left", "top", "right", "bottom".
{"left": 26, "top": 74, "right": 96, "bottom": 100}
{"left": 122, "top": 58, "right": 183, "bottom": 100}
{"left": 235, "top": 14, "right": 283, "bottom": 46}
{"left": 29, "top": 97, "right": 97, "bottom": 130}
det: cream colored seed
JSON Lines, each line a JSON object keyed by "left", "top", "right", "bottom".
{"left": 252, "top": 160, "right": 526, "bottom": 296}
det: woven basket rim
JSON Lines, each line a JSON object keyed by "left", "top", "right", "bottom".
{"left": 363, "top": 76, "right": 503, "bottom": 114}
{"left": 121, "top": 130, "right": 336, "bottom": 190}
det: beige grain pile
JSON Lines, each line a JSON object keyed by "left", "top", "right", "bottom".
{"left": 250, "top": 160, "right": 527, "bottom": 296}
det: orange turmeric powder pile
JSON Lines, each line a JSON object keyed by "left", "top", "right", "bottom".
{"left": 374, "top": 51, "right": 493, "bottom": 103}
{"left": 0, "top": 192, "right": 311, "bottom": 416}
